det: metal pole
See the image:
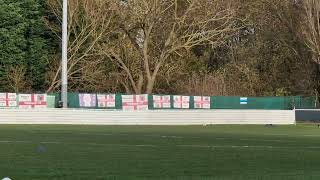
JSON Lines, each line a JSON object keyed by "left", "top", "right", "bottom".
{"left": 61, "top": 0, "right": 68, "bottom": 108}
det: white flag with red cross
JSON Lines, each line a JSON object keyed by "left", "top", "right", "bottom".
{"left": 97, "top": 94, "right": 116, "bottom": 108}
{"left": 122, "top": 94, "right": 148, "bottom": 111}
{"left": 173, "top": 95, "right": 190, "bottom": 109}
{"left": 194, "top": 96, "right": 211, "bottom": 109}
{"left": 0, "top": 93, "right": 17, "bottom": 107}
{"left": 18, "top": 94, "right": 47, "bottom": 108}
{"left": 153, "top": 95, "right": 171, "bottom": 109}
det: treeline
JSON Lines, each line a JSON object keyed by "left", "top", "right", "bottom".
{"left": 0, "top": 0, "right": 319, "bottom": 96}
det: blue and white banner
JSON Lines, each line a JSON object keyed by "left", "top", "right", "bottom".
{"left": 240, "top": 97, "right": 248, "bottom": 105}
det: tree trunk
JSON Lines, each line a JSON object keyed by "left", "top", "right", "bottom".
{"left": 146, "top": 77, "right": 155, "bottom": 94}
{"left": 316, "top": 63, "right": 320, "bottom": 107}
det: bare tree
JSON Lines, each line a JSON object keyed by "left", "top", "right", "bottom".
{"left": 100, "top": 0, "right": 240, "bottom": 94}
{"left": 176, "top": 72, "right": 226, "bottom": 96}
{"left": 301, "top": 0, "right": 320, "bottom": 64}
{"left": 45, "top": 0, "right": 115, "bottom": 92}
{"left": 6, "top": 65, "right": 31, "bottom": 92}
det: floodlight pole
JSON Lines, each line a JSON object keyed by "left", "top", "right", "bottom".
{"left": 61, "top": 0, "right": 68, "bottom": 108}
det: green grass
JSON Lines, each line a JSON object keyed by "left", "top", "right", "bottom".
{"left": 0, "top": 125, "right": 320, "bottom": 180}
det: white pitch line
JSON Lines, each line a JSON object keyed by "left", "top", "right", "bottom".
{"left": 40, "top": 141, "right": 62, "bottom": 144}
{"left": 261, "top": 133, "right": 289, "bottom": 136}
{"left": 78, "top": 133, "right": 188, "bottom": 139}
{"left": 239, "top": 138, "right": 283, "bottom": 142}
{"left": 77, "top": 133, "right": 293, "bottom": 142}
{"left": 0, "top": 140, "right": 32, "bottom": 143}
{"left": 62, "top": 132, "right": 303, "bottom": 143}
{"left": 0, "top": 140, "right": 319, "bottom": 150}
{"left": 78, "top": 133, "right": 114, "bottom": 136}
{"left": 178, "top": 145, "right": 320, "bottom": 149}
{"left": 302, "top": 135, "right": 320, "bottom": 137}
{"left": 177, "top": 145, "right": 210, "bottom": 148}
{"left": 135, "top": 145, "right": 158, "bottom": 147}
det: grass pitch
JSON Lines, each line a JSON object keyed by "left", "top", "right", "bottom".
{"left": 0, "top": 125, "right": 320, "bottom": 180}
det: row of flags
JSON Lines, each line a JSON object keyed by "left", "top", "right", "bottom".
{"left": 0, "top": 93, "right": 249, "bottom": 110}
{"left": 79, "top": 94, "right": 211, "bottom": 110}
{"left": 0, "top": 93, "right": 211, "bottom": 109}
{"left": 0, "top": 93, "right": 47, "bottom": 108}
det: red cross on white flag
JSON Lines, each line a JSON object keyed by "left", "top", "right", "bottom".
{"left": 194, "top": 96, "right": 210, "bottom": 109}
{"left": 153, "top": 95, "right": 170, "bottom": 108}
{"left": 19, "top": 94, "right": 47, "bottom": 108}
{"left": 0, "top": 93, "right": 17, "bottom": 107}
{"left": 97, "top": 94, "right": 116, "bottom": 108}
{"left": 173, "top": 96, "right": 190, "bottom": 109}
{"left": 122, "top": 94, "right": 148, "bottom": 111}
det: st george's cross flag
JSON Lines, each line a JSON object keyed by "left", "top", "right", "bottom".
{"left": 122, "top": 94, "right": 148, "bottom": 111}
{"left": 97, "top": 94, "right": 116, "bottom": 108}
{"left": 0, "top": 93, "right": 17, "bottom": 107}
{"left": 18, "top": 94, "right": 47, "bottom": 108}
{"left": 194, "top": 96, "right": 210, "bottom": 109}
{"left": 153, "top": 95, "right": 171, "bottom": 109}
{"left": 79, "top": 94, "right": 96, "bottom": 107}
{"left": 173, "top": 95, "right": 190, "bottom": 109}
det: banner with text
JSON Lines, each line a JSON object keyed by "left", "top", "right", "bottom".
{"left": 19, "top": 94, "right": 47, "bottom": 108}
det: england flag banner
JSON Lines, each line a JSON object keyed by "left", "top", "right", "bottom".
{"left": 173, "top": 95, "right": 190, "bottom": 109}
{"left": 153, "top": 95, "right": 171, "bottom": 109}
{"left": 79, "top": 94, "right": 96, "bottom": 107}
{"left": 18, "top": 94, "right": 47, "bottom": 108}
{"left": 0, "top": 93, "right": 17, "bottom": 107}
{"left": 122, "top": 94, "right": 148, "bottom": 111}
{"left": 97, "top": 94, "right": 116, "bottom": 108}
{"left": 194, "top": 96, "right": 211, "bottom": 109}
